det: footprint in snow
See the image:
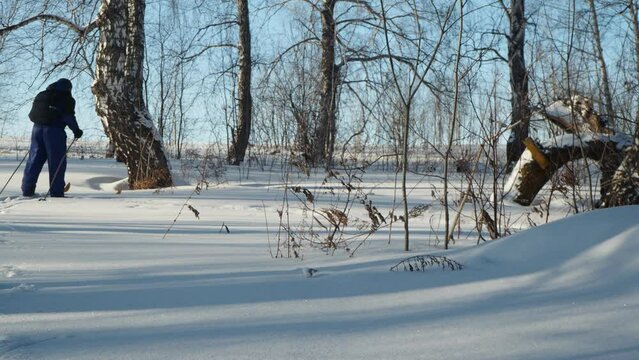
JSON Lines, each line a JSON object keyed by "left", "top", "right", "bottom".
{"left": 302, "top": 267, "right": 319, "bottom": 278}
{"left": 8, "top": 284, "right": 36, "bottom": 294}
{"left": 0, "top": 335, "right": 57, "bottom": 357}
{"left": 2, "top": 266, "right": 21, "bottom": 278}
{"left": 0, "top": 232, "right": 15, "bottom": 246}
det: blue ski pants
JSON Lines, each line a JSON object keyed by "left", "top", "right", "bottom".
{"left": 21, "top": 125, "right": 67, "bottom": 197}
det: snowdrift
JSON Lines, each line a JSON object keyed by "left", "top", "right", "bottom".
{"left": 455, "top": 206, "right": 639, "bottom": 300}
{"left": 462, "top": 205, "right": 639, "bottom": 274}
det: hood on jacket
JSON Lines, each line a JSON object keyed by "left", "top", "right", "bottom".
{"left": 46, "top": 78, "right": 73, "bottom": 92}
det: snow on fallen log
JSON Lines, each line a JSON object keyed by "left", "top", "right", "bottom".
{"left": 537, "top": 95, "right": 613, "bottom": 135}
{"left": 504, "top": 133, "right": 632, "bottom": 206}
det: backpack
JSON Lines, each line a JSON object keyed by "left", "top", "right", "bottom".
{"left": 28, "top": 90, "right": 60, "bottom": 125}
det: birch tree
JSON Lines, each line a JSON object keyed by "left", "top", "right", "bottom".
{"left": 0, "top": 0, "right": 173, "bottom": 189}
{"left": 92, "top": 0, "right": 172, "bottom": 188}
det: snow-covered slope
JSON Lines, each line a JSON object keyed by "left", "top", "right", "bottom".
{"left": 1, "top": 158, "right": 638, "bottom": 359}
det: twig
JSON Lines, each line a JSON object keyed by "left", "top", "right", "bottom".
{"left": 390, "top": 255, "right": 464, "bottom": 272}
{"left": 263, "top": 200, "right": 274, "bottom": 258}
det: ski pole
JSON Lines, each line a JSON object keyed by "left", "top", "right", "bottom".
{"left": 0, "top": 150, "right": 30, "bottom": 196}
{"left": 40, "top": 138, "right": 77, "bottom": 201}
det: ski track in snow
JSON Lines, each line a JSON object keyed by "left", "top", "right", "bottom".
{"left": 0, "top": 231, "right": 13, "bottom": 245}
{"left": 0, "top": 335, "right": 57, "bottom": 360}
{"left": 0, "top": 195, "right": 42, "bottom": 214}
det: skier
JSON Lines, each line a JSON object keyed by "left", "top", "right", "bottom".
{"left": 21, "top": 78, "right": 83, "bottom": 197}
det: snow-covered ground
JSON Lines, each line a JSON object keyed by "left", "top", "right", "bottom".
{"left": 1, "top": 156, "right": 638, "bottom": 359}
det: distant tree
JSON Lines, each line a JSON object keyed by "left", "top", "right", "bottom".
{"left": 228, "top": 0, "right": 253, "bottom": 165}
{"left": 169, "top": 0, "right": 253, "bottom": 165}
{"left": 380, "top": 0, "right": 455, "bottom": 251}
{"left": 265, "top": 42, "right": 322, "bottom": 163}
{"left": 275, "top": 0, "right": 386, "bottom": 168}
{"left": 313, "top": 0, "right": 340, "bottom": 167}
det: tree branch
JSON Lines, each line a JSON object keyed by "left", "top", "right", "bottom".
{"left": 0, "top": 13, "right": 97, "bottom": 37}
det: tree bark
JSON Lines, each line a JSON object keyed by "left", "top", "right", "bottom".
{"left": 313, "top": 0, "right": 339, "bottom": 167}
{"left": 228, "top": 0, "right": 253, "bottom": 165}
{"left": 505, "top": 0, "right": 531, "bottom": 172}
{"left": 602, "top": 0, "right": 639, "bottom": 207}
{"left": 600, "top": 144, "right": 639, "bottom": 207}
{"left": 92, "top": 0, "right": 172, "bottom": 189}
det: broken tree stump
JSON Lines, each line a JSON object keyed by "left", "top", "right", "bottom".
{"left": 522, "top": 137, "right": 550, "bottom": 170}
{"left": 504, "top": 134, "right": 631, "bottom": 205}
{"left": 505, "top": 95, "right": 637, "bottom": 206}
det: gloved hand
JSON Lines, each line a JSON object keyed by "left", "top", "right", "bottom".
{"left": 73, "top": 129, "right": 83, "bottom": 139}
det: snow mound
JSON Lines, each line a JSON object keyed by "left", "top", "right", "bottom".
{"left": 85, "top": 176, "right": 129, "bottom": 192}
{"left": 461, "top": 206, "right": 639, "bottom": 277}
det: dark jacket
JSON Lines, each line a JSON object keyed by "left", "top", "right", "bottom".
{"left": 43, "top": 79, "right": 81, "bottom": 134}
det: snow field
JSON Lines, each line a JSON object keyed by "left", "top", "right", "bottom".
{"left": 1, "top": 158, "right": 638, "bottom": 359}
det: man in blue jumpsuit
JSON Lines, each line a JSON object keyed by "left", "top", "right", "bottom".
{"left": 21, "top": 78, "right": 83, "bottom": 197}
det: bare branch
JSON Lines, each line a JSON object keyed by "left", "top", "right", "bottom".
{"left": 0, "top": 14, "right": 97, "bottom": 37}
{"left": 179, "top": 43, "right": 237, "bottom": 63}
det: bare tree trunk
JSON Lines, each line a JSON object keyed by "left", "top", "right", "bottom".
{"left": 600, "top": 145, "right": 639, "bottom": 207}
{"left": 505, "top": 0, "right": 530, "bottom": 172}
{"left": 314, "top": 0, "right": 339, "bottom": 167}
{"left": 174, "top": 62, "right": 187, "bottom": 159}
{"left": 380, "top": 0, "right": 454, "bottom": 251}
{"left": 400, "top": 106, "right": 410, "bottom": 252}
{"left": 444, "top": 0, "right": 464, "bottom": 250}
{"left": 228, "top": 0, "right": 253, "bottom": 165}
{"left": 587, "top": 0, "right": 615, "bottom": 123}
{"left": 157, "top": 38, "right": 167, "bottom": 139}
{"left": 92, "top": 0, "right": 172, "bottom": 189}
{"left": 289, "top": 96, "right": 313, "bottom": 167}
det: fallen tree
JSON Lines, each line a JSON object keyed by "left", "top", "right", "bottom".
{"left": 504, "top": 133, "right": 631, "bottom": 205}
{"left": 505, "top": 95, "right": 639, "bottom": 207}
